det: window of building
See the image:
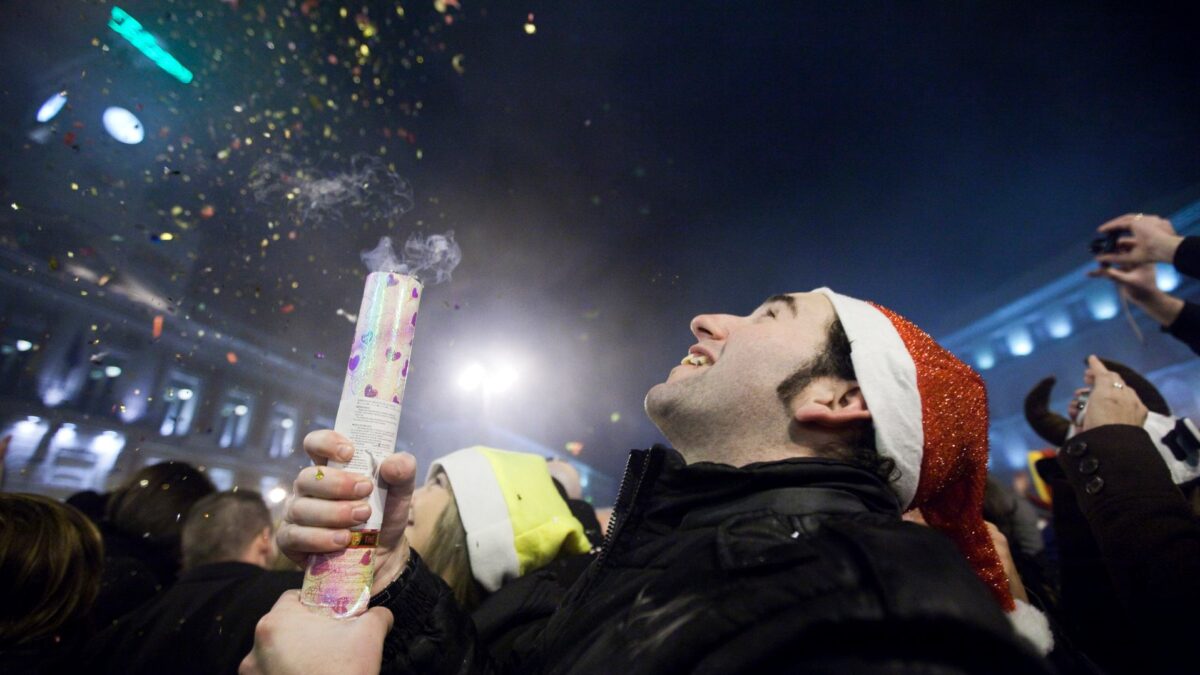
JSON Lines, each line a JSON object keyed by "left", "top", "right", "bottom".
{"left": 160, "top": 371, "right": 201, "bottom": 437}
{"left": 78, "top": 355, "right": 127, "bottom": 417}
{"left": 267, "top": 403, "right": 299, "bottom": 458}
{"left": 216, "top": 390, "right": 255, "bottom": 450}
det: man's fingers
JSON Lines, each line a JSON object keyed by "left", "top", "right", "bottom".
{"left": 304, "top": 429, "right": 355, "bottom": 465}
{"left": 1087, "top": 355, "right": 1109, "bottom": 373}
{"left": 277, "top": 522, "right": 353, "bottom": 555}
{"left": 378, "top": 452, "right": 417, "bottom": 490}
{"left": 238, "top": 653, "right": 260, "bottom": 675}
{"left": 287, "top": 496, "right": 371, "bottom": 528}
{"left": 1098, "top": 214, "right": 1137, "bottom": 233}
{"left": 294, "top": 465, "right": 374, "bottom": 500}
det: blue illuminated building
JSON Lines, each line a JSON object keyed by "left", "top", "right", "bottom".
{"left": 939, "top": 196, "right": 1200, "bottom": 477}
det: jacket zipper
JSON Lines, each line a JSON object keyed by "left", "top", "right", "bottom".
{"left": 597, "top": 448, "right": 651, "bottom": 566}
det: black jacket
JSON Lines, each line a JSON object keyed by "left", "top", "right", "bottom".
{"left": 373, "top": 447, "right": 1051, "bottom": 674}
{"left": 83, "top": 561, "right": 302, "bottom": 675}
{"left": 92, "top": 524, "right": 181, "bottom": 629}
{"left": 1052, "top": 425, "right": 1200, "bottom": 673}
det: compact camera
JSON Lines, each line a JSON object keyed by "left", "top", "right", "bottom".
{"left": 1089, "top": 228, "right": 1130, "bottom": 255}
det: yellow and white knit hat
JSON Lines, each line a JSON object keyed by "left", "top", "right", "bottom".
{"left": 429, "top": 446, "right": 591, "bottom": 592}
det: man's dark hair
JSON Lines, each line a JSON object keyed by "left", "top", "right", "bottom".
{"left": 106, "top": 461, "right": 217, "bottom": 557}
{"left": 181, "top": 490, "right": 272, "bottom": 570}
{"left": 776, "top": 317, "right": 897, "bottom": 483}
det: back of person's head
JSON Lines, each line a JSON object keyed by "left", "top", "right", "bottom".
{"left": 105, "top": 461, "right": 216, "bottom": 557}
{"left": 181, "top": 490, "right": 273, "bottom": 571}
{"left": 0, "top": 493, "right": 104, "bottom": 646}
{"left": 419, "top": 447, "right": 592, "bottom": 610}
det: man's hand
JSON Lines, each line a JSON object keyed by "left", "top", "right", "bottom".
{"left": 1088, "top": 262, "right": 1185, "bottom": 327}
{"left": 985, "top": 522, "right": 1028, "bottom": 604}
{"left": 1078, "top": 355, "right": 1149, "bottom": 431}
{"left": 1094, "top": 212, "right": 1183, "bottom": 267}
{"left": 277, "top": 430, "right": 417, "bottom": 594}
{"left": 239, "top": 590, "right": 393, "bottom": 675}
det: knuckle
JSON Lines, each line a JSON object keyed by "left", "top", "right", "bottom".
{"left": 254, "top": 614, "right": 274, "bottom": 642}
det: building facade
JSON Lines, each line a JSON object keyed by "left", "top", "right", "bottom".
{"left": 939, "top": 198, "right": 1200, "bottom": 480}
{"left": 0, "top": 234, "right": 615, "bottom": 507}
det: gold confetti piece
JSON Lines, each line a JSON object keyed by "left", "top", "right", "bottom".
{"left": 315, "top": 468, "right": 325, "bottom": 481}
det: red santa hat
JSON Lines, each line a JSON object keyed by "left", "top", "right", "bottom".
{"left": 813, "top": 288, "right": 1050, "bottom": 652}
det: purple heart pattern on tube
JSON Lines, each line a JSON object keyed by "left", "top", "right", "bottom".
{"left": 341, "top": 272, "right": 420, "bottom": 402}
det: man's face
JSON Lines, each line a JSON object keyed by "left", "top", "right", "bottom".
{"left": 645, "top": 292, "right": 837, "bottom": 446}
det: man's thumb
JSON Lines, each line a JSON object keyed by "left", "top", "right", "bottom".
{"left": 366, "top": 606, "right": 395, "bottom": 633}
{"left": 379, "top": 452, "right": 417, "bottom": 492}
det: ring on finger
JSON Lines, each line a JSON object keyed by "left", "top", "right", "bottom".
{"left": 1113, "top": 380, "right": 1125, "bottom": 389}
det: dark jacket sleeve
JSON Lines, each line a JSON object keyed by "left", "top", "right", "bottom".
{"left": 1162, "top": 236, "right": 1200, "bottom": 355}
{"left": 1164, "top": 301, "right": 1200, "bottom": 357}
{"left": 1172, "top": 235, "right": 1200, "bottom": 280}
{"left": 1056, "top": 425, "right": 1200, "bottom": 666}
{"left": 373, "top": 551, "right": 499, "bottom": 675}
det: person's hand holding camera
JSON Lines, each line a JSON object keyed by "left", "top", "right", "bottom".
{"left": 1093, "top": 212, "right": 1183, "bottom": 267}
{"left": 1088, "top": 261, "right": 1184, "bottom": 327}
{"left": 1077, "top": 355, "right": 1149, "bottom": 432}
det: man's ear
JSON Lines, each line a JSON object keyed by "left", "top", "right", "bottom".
{"left": 793, "top": 380, "right": 871, "bottom": 429}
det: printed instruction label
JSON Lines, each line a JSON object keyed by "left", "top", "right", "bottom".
{"left": 331, "top": 396, "right": 403, "bottom": 530}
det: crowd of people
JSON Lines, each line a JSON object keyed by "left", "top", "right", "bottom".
{"left": 2, "top": 212, "right": 1200, "bottom": 674}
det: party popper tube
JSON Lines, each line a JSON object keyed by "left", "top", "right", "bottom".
{"left": 300, "top": 272, "right": 422, "bottom": 618}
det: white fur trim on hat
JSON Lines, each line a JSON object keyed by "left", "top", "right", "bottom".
{"left": 1009, "top": 598, "right": 1054, "bottom": 656}
{"left": 813, "top": 288, "right": 923, "bottom": 508}
{"left": 429, "top": 448, "right": 520, "bottom": 592}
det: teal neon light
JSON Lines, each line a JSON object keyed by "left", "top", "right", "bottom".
{"left": 108, "top": 7, "right": 194, "bottom": 84}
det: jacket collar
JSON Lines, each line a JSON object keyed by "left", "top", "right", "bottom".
{"left": 632, "top": 445, "right": 901, "bottom": 531}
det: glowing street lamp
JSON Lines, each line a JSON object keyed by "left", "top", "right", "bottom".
{"left": 456, "top": 362, "right": 519, "bottom": 394}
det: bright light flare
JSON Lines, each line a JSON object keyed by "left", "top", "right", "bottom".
{"left": 457, "top": 362, "right": 486, "bottom": 391}
{"left": 102, "top": 107, "right": 144, "bottom": 144}
{"left": 487, "top": 365, "right": 519, "bottom": 394}
{"left": 37, "top": 92, "right": 68, "bottom": 123}
{"left": 267, "top": 486, "right": 288, "bottom": 504}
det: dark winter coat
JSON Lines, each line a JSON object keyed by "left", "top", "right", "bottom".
{"left": 1051, "top": 424, "right": 1200, "bottom": 673}
{"left": 83, "top": 561, "right": 303, "bottom": 674}
{"left": 92, "top": 523, "right": 181, "bottom": 628}
{"left": 371, "top": 446, "right": 1051, "bottom": 674}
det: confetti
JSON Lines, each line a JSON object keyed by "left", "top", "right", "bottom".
{"left": 152, "top": 315, "right": 164, "bottom": 339}
{"left": 226, "top": 351, "right": 238, "bottom": 364}
{"left": 565, "top": 441, "right": 583, "bottom": 456}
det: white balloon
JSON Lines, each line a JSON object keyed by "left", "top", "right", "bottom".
{"left": 102, "top": 106, "right": 145, "bottom": 144}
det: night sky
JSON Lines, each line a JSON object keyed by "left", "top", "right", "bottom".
{"left": 3, "top": 1, "right": 1200, "bottom": 481}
